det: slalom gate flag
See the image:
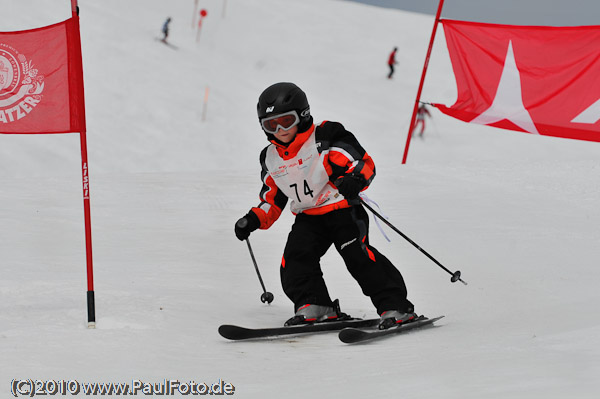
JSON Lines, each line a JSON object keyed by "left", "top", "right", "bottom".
{"left": 433, "top": 19, "right": 600, "bottom": 142}
{"left": 0, "top": 17, "right": 85, "bottom": 134}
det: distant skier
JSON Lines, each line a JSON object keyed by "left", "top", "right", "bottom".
{"left": 161, "top": 17, "right": 172, "bottom": 42}
{"left": 413, "top": 104, "right": 431, "bottom": 137}
{"left": 387, "top": 47, "right": 398, "bottom": 79}
{"left": 234, "top": 82, "right": 416, "bottom": 330}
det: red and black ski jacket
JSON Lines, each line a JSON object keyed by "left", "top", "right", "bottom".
{"left": 250, "top": 121, "right": 376, "bottom": 229}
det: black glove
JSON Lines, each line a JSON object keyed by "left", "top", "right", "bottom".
{"left": 234, "top": 211, "right": 261, "bottom": 241}
{"left": 334, "top": 173, "right": 366, "bottom": 199}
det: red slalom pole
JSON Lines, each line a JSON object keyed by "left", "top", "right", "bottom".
{"left": 71, "top": 0, "right": 96, "bottom": 328}
{"left": 196, "top": 9, "right": 208, "bottom": 42}
{"left": 401, "top": 0, "right": 445, "bottom": 164}
{"left": 80, "top": 132, "right": 96, "bottom": 328}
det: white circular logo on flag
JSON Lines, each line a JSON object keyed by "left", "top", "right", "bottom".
{"left": 0, "top": 44, "right": 44, "bottom": 124}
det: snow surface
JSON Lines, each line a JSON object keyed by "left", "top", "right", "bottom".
{"left": 1, "top": 0, "right": 599, "bottom": 398}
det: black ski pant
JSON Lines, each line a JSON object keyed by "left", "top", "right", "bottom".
{"left": 280, "top": 205, "right": 413, "bottom": 315}
{"left": 388, "top": 64, "right": 395, "bottom": 78}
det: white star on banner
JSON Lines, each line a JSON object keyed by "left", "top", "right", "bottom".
{"left": 471, "top": 41, "right": 539, "bottom": 134}
{"left": 571, "top": 98, "right": 600, "bottom": 124}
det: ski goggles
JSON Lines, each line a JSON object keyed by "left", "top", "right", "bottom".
{"left": 260, "top": 110, "right": 300, "bottom": 134}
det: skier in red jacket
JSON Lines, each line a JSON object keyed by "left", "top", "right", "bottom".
{"left": 234, "top": 82, "right": 416, "bottom": 329}
{"left": 387, "top": 47, "right": 398, "bottom": 79}
{"left": 413, "top": 104, "right": 432, "bottom": 137}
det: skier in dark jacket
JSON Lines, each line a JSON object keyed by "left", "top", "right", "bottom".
{"left": 234, "top": 82, "right": 416, "bottom": 329}
{"left": 161, "top": 17, "right": 171, "bottom": 42}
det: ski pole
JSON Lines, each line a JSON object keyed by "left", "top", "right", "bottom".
{"left": 237, "top": 219, "right": 275, "bottom": 303}
{"left": 244, "top": 238, "right": 275, "bottom": 303}
{"left": 359, "top": 197, "right": 467, "bottom": 285}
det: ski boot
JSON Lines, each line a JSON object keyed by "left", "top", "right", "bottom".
{"left": 378, "top": 310, "right": 418, "bottom": 330}
{"left": 284, "top": 299, "right": 350, "bottom": 326}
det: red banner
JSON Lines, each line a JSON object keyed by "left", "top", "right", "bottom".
{"left": 434, "top": 19, "right": 600, "bottom": 142}
{"left": 0, "top": 18, "right": 85, "bottom": 134}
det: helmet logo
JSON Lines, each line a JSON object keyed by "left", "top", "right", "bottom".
{"left": 301, "top": 108, "right": 310, "bottom": 117}
{"left": 266, "top": 106, "right": 274, "bottom": 113}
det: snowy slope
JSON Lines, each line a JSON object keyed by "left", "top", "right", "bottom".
{"left": 1, "top": 0, "right": 599, "bottom": 398}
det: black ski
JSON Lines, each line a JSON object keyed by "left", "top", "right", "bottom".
{"left": 338, "top": 315, "right": 444, "bottom": 344}
{"left": 219, "top": 318, "right": 380, "bottom": 341}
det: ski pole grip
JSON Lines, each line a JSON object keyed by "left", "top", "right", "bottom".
{"left": 236, "top": 218, "right": 248, "bottom": 229}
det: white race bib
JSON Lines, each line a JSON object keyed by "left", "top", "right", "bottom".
{"left": 265, "top": 132, "right": 344, "bottom": 214}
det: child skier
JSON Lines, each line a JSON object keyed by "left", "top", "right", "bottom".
{"left": 234, "top": 82, "right": 416, "bottom": 329}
